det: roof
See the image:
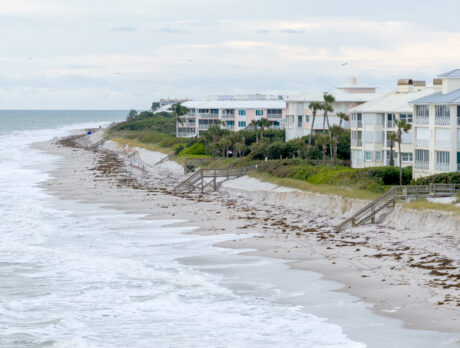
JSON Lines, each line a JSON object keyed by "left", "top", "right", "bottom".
{"left": 351, "top": 88, "right": 434, "bottom": 113}
{"left": 153, "top": 104, "right": 173, "bottom": 113}
{"left": 286, "top": 88, "right": 377, "bottom": 103}
{"left": 410, "top": 88, "right": 460, "bottom": 105}
{"left": 182, "top": 100, "right": 286, "bottom": 109}
{"left": 438, "top": 69, "right": 460, "bottom": 78}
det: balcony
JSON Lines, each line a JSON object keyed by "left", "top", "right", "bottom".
{"left": 435, "top": 162, "right": 450, "bottom": 172}
{"left": 352, "top": 139, "right": 362, "bottom": 147}
{"left": 198, "top": 113, "right": 219, "bottom": 119}
{"left": 267, "top": 114, "right": 283, "bottom": 120}
{"left": 414, "top": 161, "right": 429, "bottom": 170}
{"left": 221, "top": 114, "right": 235, "bottom": 119}
{"left": 351, "top": 121, "right": 362, "bottom": 128}
{"left": 416, "top": 116, "right": 429, "bottom": 125}
{"left": 435, "top": 116, "right": 450, "bottom": 126}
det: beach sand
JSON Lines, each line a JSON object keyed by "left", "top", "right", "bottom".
{"left": 34, "top": 130, "right": 460, "bottom": 342}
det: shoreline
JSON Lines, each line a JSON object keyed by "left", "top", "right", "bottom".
{"left": 33, "top": 130, "right": 460, "bottom": 342}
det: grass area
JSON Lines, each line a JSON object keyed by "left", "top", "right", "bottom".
{"left": 403, "top": 197, "right": 460, "bottom": 214}
{"left": 248, "top": 171, "right": 381, "bottom": 200}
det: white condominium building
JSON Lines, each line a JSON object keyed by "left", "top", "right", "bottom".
{"left": 285, "top": 78, "right": 377, "bottom": 141}
{"left": 412, "top": 70, "right": 460, "bottom": 178}
{"left": 176, "top": 99, "right": 286, "bottom": 137}
{"left": 350, "top": 79, "right": 433, "bottom": 168}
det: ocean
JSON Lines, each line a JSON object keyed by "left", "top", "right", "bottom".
{"left": 0, "top": 111, "right": 457, "bottom": 347}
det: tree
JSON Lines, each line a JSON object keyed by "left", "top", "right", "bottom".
{"left": 259, "top": 118, "right": 271, "bottom": 140}
{"left": 127, "top": 109, "right": 138, "bottom": 121}
{"left": 388, "top": 132, "right": 397, "bottom": 167}
{"left": 227, "top": 132, "right": 242, "bottom": 157}
{"left": 396, "top": 119, "right": 412, "bottom": 185}
{"left": 316, "top": 133, "right": 331, "bottom": 165}
{"left": 337, "top": 112, "right": 349, "bottom": 128}
{"left": 151, "top": 101, "right": 160, "bottom": 111}
{"left": 172, "top": 103, "right": 188, "bottom": 126}
{"left": 249, "top": 120, "right": 260, "bottom": 143}
{"left": 308, "top": 102, "right": 322, "bottom": 146}
{"left": 322, "top": 94, "right": 335, "bottom": 158}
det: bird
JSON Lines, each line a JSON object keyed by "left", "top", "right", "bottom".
{"left": 342, "top": 62, "right": 348, "bottom": 66}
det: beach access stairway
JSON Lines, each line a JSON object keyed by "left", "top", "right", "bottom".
{"left": 153, "top": 153, "right": 175, "bottom": 166}
{"left": 336, "top": 184, "right": 460, "bottom": 231}
{"left": 174, "top": 165, "right": 257, "bottom": 193}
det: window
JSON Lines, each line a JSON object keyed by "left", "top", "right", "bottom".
{"left": 399, "top": 114, "right": 413, "bottom": 123}
{"left": 238, "top": 121, "right": 246, "bottom": 128}
{"left": 198, "top": 109, "right": 209, "bottom": 114}
{"left": 435, "top": 128, "right": 450, "bottom": 149}
{"left": 363, "top": 131, "right": 373, "bottom": 143}
{"left": 238, "top": 110, "right": 246, "bottom": 116}
{"left": 401, "top": 153, "right": 413, "bottom": 162}
{"left": 364, "top": 151, "right": 373, "bottom": 162}
{"left": 267, "top": 109, "right": 282, "bottom": 119}
{"left": 457, "top": 106, "right": 460, "bottom": 126}
{"left": 374, "top": 131, "right": 384, "bottom": 144}
{"left": 256, "top": 110, "right": 264, "bottom": 116}
{"left": 297, "top": 115, "right": 303, "bottom": 127}
{"left": 352, "top": 150, "right": 363, "bottom": 166}
{"left": 351, "top": 113, "right": 362, "bottom": 128}
{"left": 415, "top": 149, "right": 429, "bottom": 169}
{"left": 211, "top": 109, "right": 219, "bottom": 115}
{"left": 375, "top": 151, "right": 383, "bottom": 162}
{"left": 286, "top": 115, "right": 294, "bottom": 127}
{"left": 435, "top": 105, "right": 450, "bottom": 117}
{"left": 416, "top": 105, "right": 429, "bottom": 117}
{"left": 188, "top": 109, "right": 196, "bottom": 116}
{"left": 436, "top": 151, "right": 450, "bottom": 171}
{"left": 305, "top": 115, "right": 310, "bottom": 123}
{"left": 416, "top": 128, "right": 429, "bottom": 148}
{"left": 401, "top": 132, "right": 413, "bottom": 144}
{"left": 376, "top": 113, "right": 384, "bottom": 125}
{"left": 387, "top": 114, "right": 395, "bottom": 128}
{"left": 363, "top": 114, "right": 374, "bottom": 125}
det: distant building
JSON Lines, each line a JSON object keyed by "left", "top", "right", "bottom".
{"left": 159, "top": 98, "right": 188, "bottom": 107}
{"left": 412, "top": 70, "right": 460, "bottom": 178}
{"left": 176, "top": 98, "right": 286, "bottom": 137}
{"left": 350, "top": 79, "right": 433, "bottom": 168}
{"left": 284, "top": 78, "right": 376, "bottom": 141}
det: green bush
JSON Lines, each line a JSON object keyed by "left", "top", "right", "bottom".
{"left": 413, "top": 172, "right": 460, "bottom": 185}
{"left": 179, "top": 142, "right": 206, "bottom": 156}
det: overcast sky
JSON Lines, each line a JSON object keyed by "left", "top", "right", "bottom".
{"left": 1, "top": 0, "right": 460, "bottom": 109}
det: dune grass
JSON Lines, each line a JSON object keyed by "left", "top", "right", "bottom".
{"left": 403, "top": 198, "right": 460, "bottom": 214}
{"left": 248, "top": 171, "right": 380, "bottom": 200}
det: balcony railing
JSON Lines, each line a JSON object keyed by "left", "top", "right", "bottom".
{"left": 416, "top": 116, "right": 429, "bottom": 125}
{"left": 435, "top": 116, "right": 450, "bottom": 126}
{"left": 435, "top": 162, "right": 450, "bottom": 172}
{"left": 267, "top": 114, "right": 283, "bottom": 119}
{"left": 351, "top": 139, "right": 362, "bottom": 147}
{"left": 414, "top": 161, "right": 429, "bottom": 170}
{"left": 221, "top": 114, "right": 235, "bottom": 118}
{"left": 351, "top": 121, "right": 362, "bottom": 128}
{"left": 198, "top": 113, "right": 219, "bottom": 119}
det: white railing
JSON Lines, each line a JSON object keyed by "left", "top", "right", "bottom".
{"left": 221, "top": 114, "right": 235, "bottom": 119}
{"left": 414, "top": 161, "right": 429, "bottom": 170}
{"left": 416, "top": 116, "right": 429, "bottom": 125}
{"left": 435, "top": 162, "right": 450, "bottom": 172}
{"left": 435, "top": 116, "right": 450, "bottom": 126}
{"left": 267, "top": 114, "right": 282, "bottom": 119}
{"left": 199, "top": 114, "right": 219, "bottom": 119}
{"left": 351, "top": 139, "right": 362, "bottom": 147}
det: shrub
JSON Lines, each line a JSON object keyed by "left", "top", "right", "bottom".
{"left": 179, "top": 142, "right": 206, "bottom": 156}
{"left": 413, "top": 172, "right": 460, "bottom": 185}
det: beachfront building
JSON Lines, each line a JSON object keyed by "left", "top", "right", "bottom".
{"left": 350, "top": 79, "right": 433, "bottom": 169}
{"left": 176, "top": 98, "right": 286, "bottom": 137}
{"left": 411, "top": 70, "right": 460, "bottom": 178}
{"left": 285, "top": 78, "right": 377, "bottom": 141}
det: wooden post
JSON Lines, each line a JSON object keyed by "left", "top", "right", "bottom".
{"left": 371, "top": 205, "right": 375, "bottom": 224}
{"left": 201, "top": 171, "right": 204, "bottom": 193}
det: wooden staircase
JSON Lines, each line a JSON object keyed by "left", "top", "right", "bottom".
{"left": 153, "top": 153, "right": 174, "bottom": 166}
{"left": 336, "top": 184, "right": 460, "bottom": 231}
{"left": 174, "top": 165, "right": 257, "bottom": 193}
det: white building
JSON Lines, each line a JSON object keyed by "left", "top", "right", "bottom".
{"left": 176, "top": 99, "right": 286, "bottom": 137}
{"left": 412, "top": 70, "right": 460, "bottom": 178}
{"left": 350, "top": 79, "right": 433, "bottom": 168}
{"left": 285, "top": 78, "right": 377, "bottom": 141}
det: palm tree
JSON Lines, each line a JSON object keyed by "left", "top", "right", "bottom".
{"left": 388, "top": 132, "right": 397, "bottom": 167}
{"left": 316, "top": 133, "right": 331, "bottom": 165}
{"left": 259, "top": 118, "right": 271, "bottom": 140}
{"left": 395, "top": 119, "right": 412, "bottom": 185}
{"left": 337, "top": 112, "right": 349, "bottom": 128}
{"left": 173, "top": 103, "right": 188, "bottom": 126}
{"left": 228, "top": 132, "right": 242, "bottom": 158}
{"left": 249, "top": 120, "right": 260, "bottom": 143}
{"left": 308, "top": 102, "right": 322, "bottom": 146}
{"left": 322, "top": 94, "right": 335, "bottom": 157}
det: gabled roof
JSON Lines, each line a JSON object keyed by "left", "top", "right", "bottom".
{"left": 351, "top": 88, "right": 434, "bottom": 113}
{"left": 410, "top": 89, "right": 460, "bottom": 105}
{"left": 182, "top": 100, "right": 286, "bottom": 109}
{"left": 438, "top": 69, "right": 460, "bottom": 78}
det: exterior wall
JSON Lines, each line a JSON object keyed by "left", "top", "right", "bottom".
{"left": 413, "top": 104, "right": 459, "bottom": 179}
{"left": 285, "top": 100, "right": 361, "bottom": 142}
{"left": 176, "top": 106, "right": 286, "bottom": 137}
{"left": 350, "top": 112, "right": 415, "bottom": 169}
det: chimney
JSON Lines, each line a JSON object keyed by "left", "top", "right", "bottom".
{"left": 397, "top": 79, "right": 413, "bottom": 93}
{"left": 413, "top": 80, "right": 426, "bottom": 87}
{"left": 433, "top": 78, "right": 443, "bottom": 92}
{"left": 348, "top": 76, "right": 357, "bottom": 85}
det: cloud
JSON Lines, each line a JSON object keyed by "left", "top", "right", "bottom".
{"left": 280, "top": 29, "right": 305, "bottom": 34}
{"left": 158, "top": 27, "right": 190, "bottom": 34}
{"left": 111, "top": 26, "right": 137, "bottom": 32}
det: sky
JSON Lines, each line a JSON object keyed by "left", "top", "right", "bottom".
{"left": 1, "top": 0, "right": 460, "bottom": 109}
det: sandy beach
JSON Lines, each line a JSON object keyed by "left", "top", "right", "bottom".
{"left": 34, "top": 129, "right": 460, "bottom": 344}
